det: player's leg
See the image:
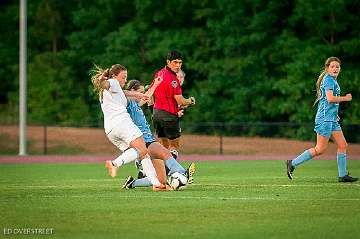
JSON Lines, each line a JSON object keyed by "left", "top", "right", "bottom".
{"left": 153, "top": 111, "right": 196, "bottom": 183}
{"left": 130, "top": 141, "right": 169, "bottom": 187}
{"left": 286, "top": 124, "right": 331, "bottom": 179}
{"left": 150, "top": 139, "right": 196, "bottom": 184}
{"left": 332, "top": 129, "right": 358, "bottom": 182}
{"left": 332, "top": 130, "right": 348, "bottom": 178}
{"left": 129, "top": 137, "right": 163, "bottom": 188}
{"left": 105, "top": 142, "right": 142, "bottom": 178}
{"left": 109, "top": 121, "right": 145, "bottom": 167}
{"left": 152, "top": 159, "right": 167, "bottom": 184}
{"left": 168, "top": 137, "right": 180, "bottom": 159}
{"left": 122, "top": 159, "right": 167, "bottom": 189}
{"left": 134, "top": 159, "right": 145, "bottom": 179}
{"left": 163, "top": 122, "right": 197, "bottom": 183}
{"left": 105, "top": 120, "right": 162, "bottom": 189}
{"left": 164, "top": 122, "right": 197, "bottom": 182}
{"left": 148, "top": 141, "right": 186, "bottom": 175}
{"left": 110, "top": 144, "right": 141, "bottom": 167}
{"left": 298, "top": 133, "right": 329, "bottom": 163}
{"left": 105, "top": 122, "right": 143, "bottom": 177}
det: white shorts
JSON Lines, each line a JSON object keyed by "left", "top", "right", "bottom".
{"left": 106, "top": 117, "right": 143, "bottom": 152}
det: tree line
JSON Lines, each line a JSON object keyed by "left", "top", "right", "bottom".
{"left": 1, "top": 0, "right": 359, "bottom": 140}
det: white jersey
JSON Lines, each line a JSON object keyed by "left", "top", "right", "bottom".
{"left": 101, "top": 79, "right": 130, "bottom": 134}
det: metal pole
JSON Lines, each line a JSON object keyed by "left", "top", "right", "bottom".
{"left": 19, "top": 0, "right": 27, "bottom": 155}
{"left": 219, "top": 122, "right": 224, "bottom": 155}
{"left": 219, "top": 134, "right": 223, "bottom": 155}
{"left": 44, "top": 125, "right": 47, "bottom": 155}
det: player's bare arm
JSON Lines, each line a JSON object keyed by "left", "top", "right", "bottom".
{"left": 325, "top": 90, "right": 352, "bottom": 103}
{"left": 139, "top": 76, "right": 163, "bottom": 106}
{"left": 124, "top": 90, "right": 149, "bottom": 102}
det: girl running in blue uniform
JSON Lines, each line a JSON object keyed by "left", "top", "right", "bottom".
{"left": 287, "top": 57, "right": 357, "bottom": 182}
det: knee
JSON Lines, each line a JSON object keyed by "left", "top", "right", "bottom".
{"left": 136, "top": 147, "right": 148, "bottom": 159}
{"left": 337, "top": 142, "right": 348, "bottom": 152}
{"left": 149, "top": 150, "right": 169, "bottom": 161}
{"left": 154, "top": 147, "right": 171, "bottom": 159}
{"left": 314, "top": 146, "right": 326, "bottom": 156}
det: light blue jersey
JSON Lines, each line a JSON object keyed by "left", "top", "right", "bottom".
{"left": 127, "top": 100, "right": 155, "bottom": 143}
{"left": 315, "top": 74, "right": 340, "bottom": 123}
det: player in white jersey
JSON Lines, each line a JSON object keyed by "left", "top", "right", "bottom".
{"left": 91, "top": 64, "right": 171, "bottom": 191}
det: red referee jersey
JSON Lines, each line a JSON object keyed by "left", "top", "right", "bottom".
{"left": 151, "top": 66, "right": 182, "bottom": 115}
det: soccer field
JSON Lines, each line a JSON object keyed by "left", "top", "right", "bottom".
{"left": 1, "top": 160, "right": 359, "bottom": 239}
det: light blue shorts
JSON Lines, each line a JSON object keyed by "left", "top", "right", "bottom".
{"left": 314, "top": 121, "right": 342, "bottom": 138}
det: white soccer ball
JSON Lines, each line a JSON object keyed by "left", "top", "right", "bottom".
{"left": 168, "top": 172, "right": 188, "bottom": 190}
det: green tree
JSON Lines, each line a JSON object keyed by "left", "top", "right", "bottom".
{"left": 26, "top": 52, "right": 90, "bottom": 125}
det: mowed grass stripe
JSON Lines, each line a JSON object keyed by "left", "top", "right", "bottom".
{"left": 38, "top": 194, "right": 360, "bottom": 201}
{"left": 2, "top": 182, "right": 360, "bottom": 189}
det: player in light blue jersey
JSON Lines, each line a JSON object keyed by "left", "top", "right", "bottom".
{"left": 122, "top": 79, "right": 196, "bottom": 189}
{"left": 286, "top": 57, "right": 357, "bottom": 182}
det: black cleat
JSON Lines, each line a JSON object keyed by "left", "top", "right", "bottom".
{"left": 137, "top": 171, "right": 145, "bottom": 179}
{"left": 338, "top": 174, "right": 358, "bottom": 183}
{"left": 286, "top": 160, "right": 295, "bottom": 180}
{"left": 122, "top": 176, "right": 135, "bottom": 189}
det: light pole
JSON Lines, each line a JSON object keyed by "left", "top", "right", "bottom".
{"left": 19, "top": 0, "right": 27, "bottom": 155}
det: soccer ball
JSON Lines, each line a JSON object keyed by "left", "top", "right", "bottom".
{"left": 168, "top": 172, "right": 188, "bottom": 190}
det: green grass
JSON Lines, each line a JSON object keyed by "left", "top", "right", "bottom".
{"left": 0, "top": 160, "right": 359, "bottom": 239}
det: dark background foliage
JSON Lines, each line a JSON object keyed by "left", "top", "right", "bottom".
{"left": 1, "top": 0, "right": 359, "bottom": 140}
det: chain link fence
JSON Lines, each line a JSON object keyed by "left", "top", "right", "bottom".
{"left": 1, "top": 121, "right": 359, "bottom": 155}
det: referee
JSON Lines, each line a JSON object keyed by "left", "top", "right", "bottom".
{"left": 150, "top": 50, "right": 195, "bottom": 158}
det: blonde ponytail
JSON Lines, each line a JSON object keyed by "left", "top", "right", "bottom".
{"left": 313, "top": 57, "right": 341, "bottom": 106}
{"left": 90, "top": 65, "right": 109, "bottom": 102}
{"left": 314, "top": 70, "right": 327, "bottom": 105}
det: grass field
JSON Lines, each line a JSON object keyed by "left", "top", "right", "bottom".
{"left": 1, "top": 160, "right": 359, "bottom": 239}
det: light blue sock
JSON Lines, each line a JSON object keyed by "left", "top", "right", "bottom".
{"left": 337, "top": 153, "right": 347, "bottom": 177}
{"left": 165, "top": 157, "right": 186, "bottom": 175}
{"left": 292, "top": 150, "right": 312, "bottom": 167}
{"left": 133, "top": 177, "right": 152, "bottom": 187}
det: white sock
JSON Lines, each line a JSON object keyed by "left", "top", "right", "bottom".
{"left": 112, "top": 148, "right": 139, "bottom": 167}
{"left": 141, "top": 155, "right": 161, "bottom": 186}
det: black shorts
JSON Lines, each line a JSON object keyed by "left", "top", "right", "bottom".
{"left": 152, "top": 109, "right": 181, "bottom": 140}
